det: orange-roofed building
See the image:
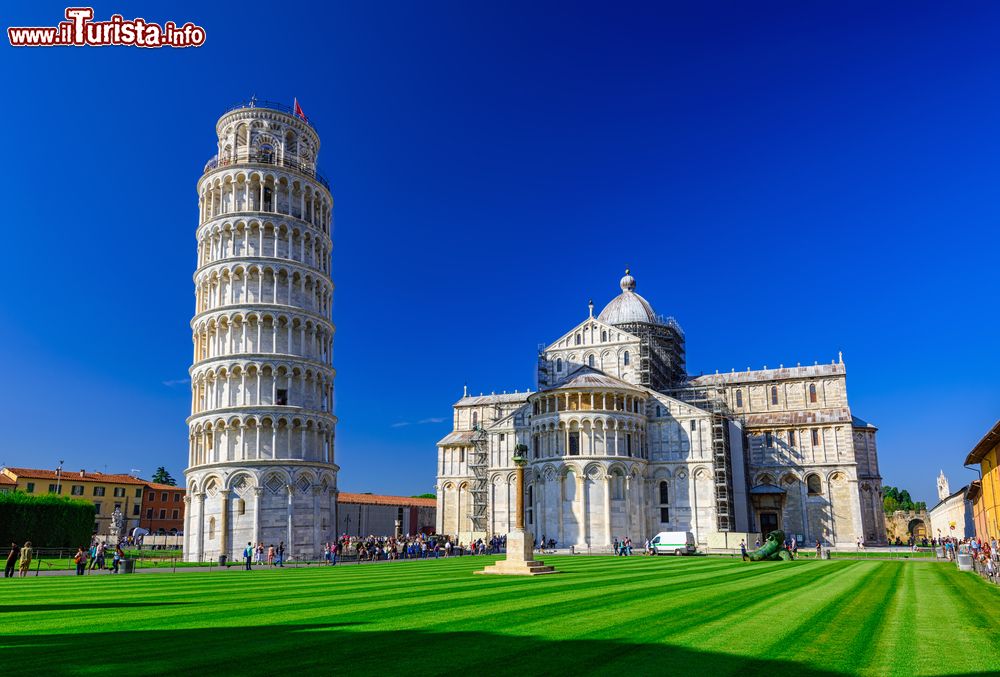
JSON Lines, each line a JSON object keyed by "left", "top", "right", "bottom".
{"left": 336, "top": 493, "right": 436, "bottom": 537}
{"left": 140, "top": 483, "right": 186, "bottom": 535}
{"left": 1, "top": 467, "right": 147, "bottom": 535}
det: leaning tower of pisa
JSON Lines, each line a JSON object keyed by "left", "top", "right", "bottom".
{"left": 184, "top": 100, "right": 337, "bottom": 563}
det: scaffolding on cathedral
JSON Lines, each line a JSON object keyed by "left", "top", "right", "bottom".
{"left": 468, "top": 424, "right": 491, "bottom": 534}
{"left": 669, "top": 384, "right": 739, "bottom": 532}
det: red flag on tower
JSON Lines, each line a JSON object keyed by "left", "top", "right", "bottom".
{"left": 293, "top": 98, "right": 308, "bottom": 122}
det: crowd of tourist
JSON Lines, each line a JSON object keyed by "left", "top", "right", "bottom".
{"left": 307, "top": 533, "right": 510, "bottom": 563}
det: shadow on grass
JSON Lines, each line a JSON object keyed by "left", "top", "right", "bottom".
{"left": 0, "top": 623, "right": 855, "bottom": 675}
{"left": 0, "top": 602, "right": 189, "bottom": 613}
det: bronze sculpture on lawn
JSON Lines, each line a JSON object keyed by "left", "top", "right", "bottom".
{"left": 748, "top": 530, "right": 793, "bottom": 561}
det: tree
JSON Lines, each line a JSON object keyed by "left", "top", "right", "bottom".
{"left": 411, "top": 493, "right": 435, "bottom": 499}
{"left": 151, "top": 466, "right": 177, "bottom": 486}
{"left": 883, "top": 496, "right": 899, "bottom": 514}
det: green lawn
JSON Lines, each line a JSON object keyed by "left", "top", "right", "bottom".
{"left": 1, "top": 556, "right": 998, "bottom": 675}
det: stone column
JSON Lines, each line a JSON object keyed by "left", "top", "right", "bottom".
{"left": 196, "top": 492, "right": 206, "bottom": 562}
{"left": 219, "top": 494, "right": 229, "bottom": 560}
{"left": 286, "top": 485, "right": 295, "bottom": 559}
{"left": 558, "top": 472, "right": 565, "bottom": 545}
{"left": 624, "top": 475, "right": 632, "bottom": 541}
{"left": 515, "top": 461, "right": 525, "bottom": 530}
{"left": 848, "top": 476, "right": 864, "bottom": 546}
{"left": 183, "top": 496, "right": 192, "bottom": 557}
{"left": 252, "top": 487, "right": 262, "bottom": 546}
{"left": 603, "top": 475, "right": 612, "bottom": 547}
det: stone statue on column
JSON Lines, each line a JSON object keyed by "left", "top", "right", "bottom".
{"left": 478, "top": 445, "right": 557, "bottom": 576}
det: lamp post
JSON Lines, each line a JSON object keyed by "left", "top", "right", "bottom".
{"left": 55, "top": 460, "right": 64, "bottom": 494}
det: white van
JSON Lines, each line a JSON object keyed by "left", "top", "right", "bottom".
{"left": 650, "top": 531, "right": 696, "bottom": 556}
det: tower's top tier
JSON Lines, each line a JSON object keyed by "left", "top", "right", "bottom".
{"left": 202, "top": 99, "right": 329, "bottom": 192}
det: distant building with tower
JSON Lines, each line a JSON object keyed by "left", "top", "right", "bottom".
{"left": 928, "top": 470, "right": 975, "bottom": 541}
{"left": 436, "top": 269, "right": 887, "bottom": 548}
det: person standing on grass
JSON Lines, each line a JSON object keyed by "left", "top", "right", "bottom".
{"left": 74, "top": 547, "right": 86, "bottom": 575}
{"left": 112, "top": 545, "right": 123, "bottom": 573}
{"left": 255, "top": 543, "right": 264, "bottom": 565}
{"left": 18, "top": 542, "right": 32, "bottom": 577}
{"left": 267, "top": 544, "right": 275, "bottom": 566}
{"left": 739, "top": 539, "right": 748, "bottom": 561}
{"left": 815, "top": 540, "right": 822, "bottom": 559}
{"left": 5, "top": 542, "right": 19, "bottom": 578}
{"left": 244, "top": 542, "right": 253, "bottom": 570}
{"left": 277, "top": 541, "right": 285, "bottom": 567}
{"left": 95, "top": 542, "right": 105, "bottom": 570}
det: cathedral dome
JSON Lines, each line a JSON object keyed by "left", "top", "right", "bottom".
{"left": 597, "top": 269, "right": 659, "bottom": 325}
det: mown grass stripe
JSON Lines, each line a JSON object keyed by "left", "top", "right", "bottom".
{"left": 2, "top": 556, "right": 999, "bottom": 676}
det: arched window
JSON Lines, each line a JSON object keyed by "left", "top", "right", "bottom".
{"left": 807, "top": 474, "right": 822, "bottom": 495}
{"left": 771, "top": 386, "right": 778, "bottom": 405}
{"left": 472, "top": 411, "right": 478, "bottom": 429}
{"left": 575, "top": 333, "right": 581, "bottom": 345}
{"left": 690, "top": 420, "right": 696, "bottom": 432}
{"left": 809, "top": 383, "right": 817, "bottom": 403}
{"left": 735, "top": 390, "right": 743, "bottom": 408}
{"left": 659, "top": 481, "right": 669, "bottom": 505}
{"left": 623, "top": 351, "right": 630, "bottom": 366}
{"left": 601, "top": 331, "right": 607, "bottom": 341}
{"left": 588, "top": 354, "right": 595, "bottom": 367}
{"left": 258, "top": 143, "right": 274, "bottom": 164}
{"left": 612, "top": 474, "right": 625, "bottom": 500}
{"left": 655, "top": 405, "right": 661, "bottom": 417}
{"left": 556, "top": 358, "right": 563, "bottom": 372}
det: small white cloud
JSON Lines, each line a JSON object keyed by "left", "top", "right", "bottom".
{"left": 418, "top": 417, "right": 446, "bottom": 424}
{"left": 162, "top": 378, "right": 190, "bottom": 387}
{"left": 391, "top": 421, "right": 412, "bottom": 428}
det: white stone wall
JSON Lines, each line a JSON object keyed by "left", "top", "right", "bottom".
{"left": 540, "top": 318, "right": 642, "bottom": 386}
{"left": 438, "top": 306, "right": 883, "bottom": 548}
{"left": 184, "top": 104, "right": 338, "bottom": 562}
{"left": 929, "top": 492, "right": 974, "bottom": 541}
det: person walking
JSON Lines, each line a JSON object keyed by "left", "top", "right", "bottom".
{"left": 18, "top": 541, "right": 32, "bottom": 577}
{"left": 277, "top": 541, "right": 285, "bottom": 567}
{"left": 255, "top": 543, "right": 264, "bottom": 565}
{"left": 815, "top": 540, "right": 822, "bottom": 559}
{"left": 111, "top": 545, "right": 124, "bottom": 573}
{"left": 87, "top": 543, "right": 98, "bottom": 571}
{"left": 267, "top": 544, "right": 275, "bottom": 566}
{"left": 4, "top": 542, "right": 19, "bottom": 578}
{"left": 740, "top": 539, "right": 748, "bottom": 562}
{"left": 95, "top": 542, "right": 106, "bottom": 570}
{"left": 74, "top": 547, "right": 87, "bottom": 576}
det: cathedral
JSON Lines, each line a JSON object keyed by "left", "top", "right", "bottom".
{"left": 436, "top": 270, "right": 887, "bottom": 549}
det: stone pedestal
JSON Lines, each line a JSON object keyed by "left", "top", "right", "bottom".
{"left": 477, "top": 530, "right": 558, "bottom": 576}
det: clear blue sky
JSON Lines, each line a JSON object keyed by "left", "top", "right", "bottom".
{"left": 2, "top": 2, "right": 998, "bottom": 504}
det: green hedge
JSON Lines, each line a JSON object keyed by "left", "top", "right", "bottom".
{"left": 0, "top": 492, "right": 95, "bottom": 548}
